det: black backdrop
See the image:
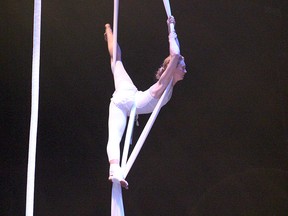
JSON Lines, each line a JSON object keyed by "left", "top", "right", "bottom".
{"left": 1, "top": 0, "right": 288, "bottom": 215}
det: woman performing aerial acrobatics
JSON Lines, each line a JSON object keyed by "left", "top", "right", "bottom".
{"left": 104, "top": 16, "right": 187, "bottom": 189}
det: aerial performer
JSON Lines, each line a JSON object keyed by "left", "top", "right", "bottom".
{"left": 104, "top": 15, "right": 187, "bottom": 189}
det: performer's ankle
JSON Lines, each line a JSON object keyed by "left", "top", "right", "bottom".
{"left": 109, "top": 159, "right": 119, "bottom": 164}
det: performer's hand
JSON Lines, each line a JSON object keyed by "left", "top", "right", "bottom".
{"left": 167, "top": 16, "right": 176, "bottom": 25}
{"left": 167, "top": 15, "right": 176, "bottom": 34}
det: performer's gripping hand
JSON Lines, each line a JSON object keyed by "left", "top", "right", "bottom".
{"left": 167, "top": 16, "right": 180, "bottom": 55}
{"left": 167, "top": 15, "right": 176, "bottom": 33}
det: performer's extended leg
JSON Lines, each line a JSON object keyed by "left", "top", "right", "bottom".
{"left": 106, "top": 102, "right": 129, "bottom": 189}
{"left": 104, "top": 24, "right": 135, "bottom": 91}
{"left": 104, "top": 23, "right": 136, "bottom": 190}
{"left": 104, "top": 24, "right": 121, "bottom": 64}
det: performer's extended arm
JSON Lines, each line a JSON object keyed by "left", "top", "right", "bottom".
{"left": 150, "top": 16, "right": 181, "bottom": 98}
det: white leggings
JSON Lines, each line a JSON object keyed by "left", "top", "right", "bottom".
{"left": 106, "top": 61, "right": 171, "bottom": 161}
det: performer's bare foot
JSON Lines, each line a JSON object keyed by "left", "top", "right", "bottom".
{"left": 104, "top": 23, "right": 121, "bottom": 61}
{"left": 104, "top": 24, "right": 112, "bottom": 41}
{"left": 109, "top": 175, "right": 129, "bottom": 190}
{"left": 108, "top": 164, "right": 129, "bottom": 189}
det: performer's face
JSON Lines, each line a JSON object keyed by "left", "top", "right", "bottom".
{"left": 175, "top": 56, "right": 187, "bottom": 79}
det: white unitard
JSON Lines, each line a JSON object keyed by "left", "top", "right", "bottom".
{"left": 107, "top": 61, "right": 173, "bottom": 161}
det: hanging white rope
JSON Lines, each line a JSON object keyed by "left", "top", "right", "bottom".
{"left": 26, "top": 0, "right": 42, "bottom": 215}
{"left": 111, "top": 0, "right": 125, "bottom": 215}
{"left": 163, "top": 0, "right": 172, "bottom": 17}
{"left": 112, "top": 0, "right": 119, "bottom": 71}
{"left": 111, "top": 181, "right": 124, "bottom": 216}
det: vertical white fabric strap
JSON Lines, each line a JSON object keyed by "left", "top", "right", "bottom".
{"left": 112, "top": 0, "right": 119, "bottom": 71}
{"left": 111, "top": 0, "right": 125, "bottom": 215}
{"left": 163, "top": 0, "right": 172, "bottom": 17}
{"left": 163, "top": 0, "right": 174, "bottom": 32}
{"left": 26, "top": 0, "right": 41, "bottom": 215}
{"left": 111, "top": 183, "right": 125, "bottom": 216}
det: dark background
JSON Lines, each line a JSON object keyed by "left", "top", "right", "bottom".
{"left": 1, "top": 0, "right": 288, "bottom": 215}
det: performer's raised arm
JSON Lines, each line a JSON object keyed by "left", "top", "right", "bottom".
{"left": 167, "top": 16, "right": 180, "bottom": 54}
{"left": 150, "top": 16, "right": 186, "bottom": 98}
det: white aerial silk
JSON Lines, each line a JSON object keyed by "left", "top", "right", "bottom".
{"left": 26, "top": 0, "right": 42, "bottom": 215}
